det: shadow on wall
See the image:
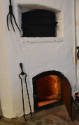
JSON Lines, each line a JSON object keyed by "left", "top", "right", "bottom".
{"left": 0, "top": 102, "right": 2, "bottom": 118}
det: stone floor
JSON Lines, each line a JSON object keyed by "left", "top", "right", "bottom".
{"left": 0, "top": 105, "right": 79, "bottom": 125}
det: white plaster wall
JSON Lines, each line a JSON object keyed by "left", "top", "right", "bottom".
{"left": 0, "top": 0, "right": 76, "bottom": 118}
{"left": 0, "top": 0, "right": 16, "bottom": 118}
{"left": 76, "top": 0, "right": 79, "bottom": 90}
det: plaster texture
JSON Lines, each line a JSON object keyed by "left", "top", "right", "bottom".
{"left": 76, "top": 0, "right": 79, "bottom": 90}
{"left": 0, "top": 0, "right": 78, "bottom": 118}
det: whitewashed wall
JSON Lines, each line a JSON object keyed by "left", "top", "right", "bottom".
{"left": 0, "top": 0, "right": 76, "bottom": 118}
{"left": 0, "top": 0, "right": 16, "bottom": 117}
{"left": 76, "top": 0, "right": 79, "bottom": 91}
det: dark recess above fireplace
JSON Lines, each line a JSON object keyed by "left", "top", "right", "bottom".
{"left": 21, "top": 9, "right": 57, "bottom": 37}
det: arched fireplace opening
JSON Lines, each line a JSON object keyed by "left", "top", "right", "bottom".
{"left": 37, "top": 74, "right": 61, "bottom": 107}
{"left": 32, "top": 71, "right": 72, "bottom": 118}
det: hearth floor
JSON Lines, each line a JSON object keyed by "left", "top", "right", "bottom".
{"left": 0, "top": 105, "right": 79, "bottom": 125}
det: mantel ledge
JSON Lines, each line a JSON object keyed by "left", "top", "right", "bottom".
{"left": 20, "top": 37, "right": 64, "bottom": 43}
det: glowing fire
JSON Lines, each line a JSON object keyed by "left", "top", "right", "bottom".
{"left": 37, "top": 75, "right": 61, "bottom": 107}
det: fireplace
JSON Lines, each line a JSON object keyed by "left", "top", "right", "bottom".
{"left": 32, "top": 71, "right": 72, "bottom": 119}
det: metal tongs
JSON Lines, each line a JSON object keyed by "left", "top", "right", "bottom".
{"left": 7, "top": 0, "right": 21, "bottom": 32}
{"left": 19, "top": 63, "right": 32, "bottom": 120}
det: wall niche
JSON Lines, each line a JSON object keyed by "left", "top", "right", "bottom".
{"left": 18, "top": 5, "right": 63, "bottom": 41}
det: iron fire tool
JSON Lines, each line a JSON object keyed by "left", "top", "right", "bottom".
{"left": 7, "top": 0, "right": 21, "bottom": 32}
{"left": 19, "top": 63, "right": 32, "bottom": 120}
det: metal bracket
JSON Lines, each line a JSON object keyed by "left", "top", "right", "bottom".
{"left": 76, "top": 47, "right": 79, "bottom": 59}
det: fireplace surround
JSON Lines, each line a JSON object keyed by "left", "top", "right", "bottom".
{"left": 0, "top": 0, "right": 76, "bottom": 119}
{"left": 32, "top": 71, "right": 72, "bottom": 118}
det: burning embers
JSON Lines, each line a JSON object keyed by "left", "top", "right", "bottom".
{"left": 37, "top": 75, "right": 61, "bottom": 107}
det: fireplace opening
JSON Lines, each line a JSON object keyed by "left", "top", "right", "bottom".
{"left": 32, "top": 71, "right": 72, "bottom": 118}
{"left": 37, "top": 75, "right": 61, "bottom": 107}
